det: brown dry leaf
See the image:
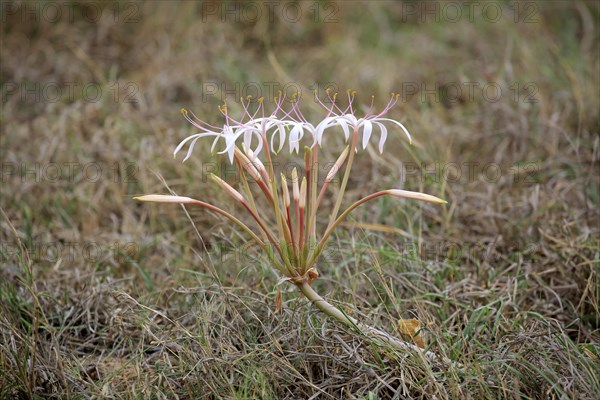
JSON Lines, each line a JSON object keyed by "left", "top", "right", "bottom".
{"left": 581, "top": 346, "right": 599, "bottom": 360}
{"left": 397, "top": 318, "right": 426, "bottom": 349}
{"left": 307, "top": 267, "right": 319, "bottom": 285}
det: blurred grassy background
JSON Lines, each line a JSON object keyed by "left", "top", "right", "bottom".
{"left": 1, "top": 1, "right": 599, "bottom": 398}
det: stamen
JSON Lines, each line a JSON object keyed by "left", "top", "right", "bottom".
{"left": 346, "top": 89, "right": 355, "bottom": 114}
{"left": 321, "top": 88, "right": 343, "bottom": 116}
{"left": 374, "top": 92, "right": 400, "bottom": 119}
{"left": 364, "top": 95, "right": 376, "bottom": 118}
{"left": 181, "top": 108, "right": 221, "bottom": 131}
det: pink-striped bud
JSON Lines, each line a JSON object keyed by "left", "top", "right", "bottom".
{"left": 281, "top": 173, "right": 290, "bottom": 208}
{"left": 385, "top": 189, "right": 447, "bottom": 204}
{"left": 235, "top": 147, "right": 262, "bottom": 182}
{"left": 291, "top": 168, "right": 300, "bottom": 202}
{"left": 244, "top": 146, "right": 268, "bottom": 177}
{"left": 211, "top": 174, "right": 245, "bottom": 202}
{"left": 133, "top": 195, "right": 196, "bottom": 204}
{"left": 299, "top": 177, "right": 307, "bottom": 209}
{"left": 326, "top": 146, "right": 349, "bottom": 183}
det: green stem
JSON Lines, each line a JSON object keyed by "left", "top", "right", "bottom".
{"left": 309, "top": 145, "right": 319, "bottom": 243}
{"left": 295, "top": 280, "right": 455, "bottom": 365}
{"left": 327, "top": 127, "right": 358, "bottom": 231}
{"left": 261, "top": 131, "right": 295, "bottom": 273}
{"left": 302, "top": 147, "right": 313, "bottom": 252}
{"left": 236, "top": 159, "right": 261, "bottom": 229}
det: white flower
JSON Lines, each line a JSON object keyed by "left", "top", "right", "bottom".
{"left": 173, "top": 123, "right": 262, "bottom": 164}
{"left": 220, "top": 117, "right": 291, "bottom": 162}
{"left": 173, "top": 126, "right": 225, "bottom": 162}
{"left": 240, "top": 117, "right": 288, "bottom": 155}
{"left": 316, "top": 114, "right": 412, "bottom": 153}
{"left": 174, "top": 93, "right": 412, "bottom": 164}
{"left": 175, "top": 109, "right": 273, "bottom": 163}
{"left": 285, "top": 121, "right": 320, "bottom": 153}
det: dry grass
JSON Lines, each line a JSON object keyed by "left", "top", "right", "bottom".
{"left": 1, "top": 1, "right": 599, "bottom": 398}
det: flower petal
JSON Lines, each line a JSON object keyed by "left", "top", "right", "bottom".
{"left": 376, "top": 118, "right": 412, "bottom": 144}
{"left": 340, "top": 114, "right": 358, "bottom": 126}
{"left": 289, "top": 123, "right": 305, "bottom": 153}
{"left": 244, "top": 129, "right": 253, "bottom": 152}
{"left": 374, "top": 122, "right": 388, "bottom": 153}
{"left": 183, "top": 137, "right": 201, "bottom": 162}
{"left": 315, "top": 116, "right": 337, "bottom": 145}
{"left": 217, "top": 127, "right": 242, "bottom": 163}
{"left": 337, "top": 119, "right": 350, "bottom": 142}
{"left": 275, "top": 123, "right": 287, "bottom": 153}
{"left": 173, "top": 134, "right": 199, "bottom": 157}
{"left": 173, "top": 131, "right": 222, "bottom": 160}
{"left": 361, "top": 119, "right": 373, "bottom": 149}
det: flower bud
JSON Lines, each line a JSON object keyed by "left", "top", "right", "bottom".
{"left": 299, "top": 177, "right": 307, "bottom": 209}
{"left": 326, "top": 146, "right": 349, "bottom": 183}
{"left": 211, "top": 174, "right": 244, "bottom": 202}
{"left": 281, "top": 174, "right": 290, "bottom": 208}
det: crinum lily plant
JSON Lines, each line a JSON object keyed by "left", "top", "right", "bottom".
{"left": 136, "top": 90, "right": 447, "bottom": 360}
